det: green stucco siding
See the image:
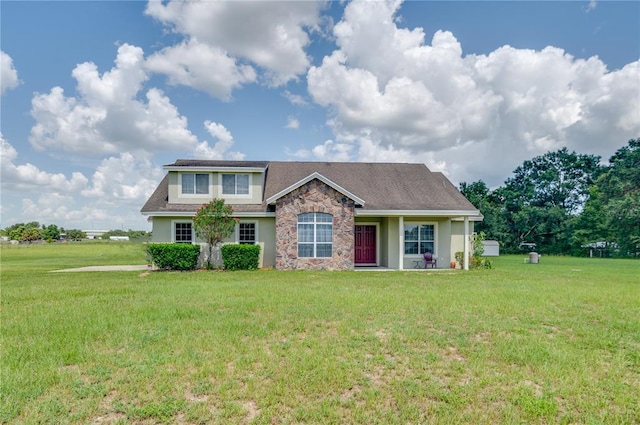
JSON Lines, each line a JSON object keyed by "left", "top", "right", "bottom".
{"left": 150, "top": 216, "right": 276, "bottom": 268}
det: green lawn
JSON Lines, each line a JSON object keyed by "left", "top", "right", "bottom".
{"left": 1, "top": 243, "right": 639, "bottom": 424}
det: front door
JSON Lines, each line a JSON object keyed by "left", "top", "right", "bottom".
{"left": 355, "top": 225, "right": 376, "bottom": 264}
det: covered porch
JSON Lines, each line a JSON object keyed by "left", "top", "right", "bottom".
{"left": 353, "top": 213, "right": 476, "bottom": 271}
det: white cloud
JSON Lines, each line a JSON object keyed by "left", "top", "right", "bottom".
{"left": 22, "top": 194, "right": 86, "bottom": 223}
{"left": 29, "top": 43, "right": 199, "bottom": 156}
{"left": 193, "top": 121, "right": 245, "bottom": 160}
{"left": 309, "top": 139, "right": 353, "bottom": 162}
{"left": 145, "top": 39, "right": 256, "bottom": 99}
{"left": 81, "top": 153, "right": 163, "bottom": 204}
{"left": 1, "top": 134, "right": 89, "bottom": 193}
{"left": 1, "top": 133, "right": 160, "bottom": 229}
{"left": 586, "top": 1, "right": 597, "bottom": 13}
{"left": 0, "top": 51, "right": 20, "bottom": 95}
{"left": 282, "top": 90, "right": 308, "bottom": 106}
{"left": 145, "top": 0, "right": 324, "bottom": 87}
{"left": 20, "top": 195, "right": 139, "bottom": 230}
{"left": 305, "top": 0, "right": 640, "bottom": 186}
{"left": 285, "top": 116, "right": 300, "bottom": 129}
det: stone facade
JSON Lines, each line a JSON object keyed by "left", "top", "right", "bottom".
{"left": 275, "top": 179, "right": 355, "bottom": 270}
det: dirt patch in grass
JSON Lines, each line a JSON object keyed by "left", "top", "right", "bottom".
{"left": 91, "top": 391, "right": 126, "bottom": 424}
{"left": 241, "top": 400, "right": 260, "bottom": 423}
{"left": 445, "top": 346, "right": 466, "bottom": 362}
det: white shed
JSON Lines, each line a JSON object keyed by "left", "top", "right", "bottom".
{"left": 482, "top": 240, "right": 500, "bottom": 256}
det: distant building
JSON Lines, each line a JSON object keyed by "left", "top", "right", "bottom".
{"left": 483, "top": 240, "right": 500, "bottom": 256}
{"left": 83, "top": 230, "right": 109, "bottom": 239}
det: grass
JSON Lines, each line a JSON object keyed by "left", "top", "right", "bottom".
{"left": 1, "top": 243, "right": 639, "bottom": 424}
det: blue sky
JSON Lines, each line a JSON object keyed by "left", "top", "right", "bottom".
{"left": 1, "top": 0, "right": 639, "bottom": 231}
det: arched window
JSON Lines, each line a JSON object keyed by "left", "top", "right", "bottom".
{"left": 298, "top": 213, "right": 333, "bottom": 258}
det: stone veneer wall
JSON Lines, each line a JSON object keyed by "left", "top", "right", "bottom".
{"left": 275, "top": 179, "right": 355, "bottom": 270}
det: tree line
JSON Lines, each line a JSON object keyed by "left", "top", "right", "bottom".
{"left": 460, "top": 138, "right": 639, "bottom": 257}
{"left": 0, "top": 223, "right": 150, "bottom": 243}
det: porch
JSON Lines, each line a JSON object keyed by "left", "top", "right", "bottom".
{"left": 353, "top": 215, "right": 473, "bottom": 271}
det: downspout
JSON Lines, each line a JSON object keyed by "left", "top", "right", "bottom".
{"left": 398, "top": 216, "right": 404, "bottom": 270}
{"left": 463, "top": 216, "right": 469, "bottom": 271}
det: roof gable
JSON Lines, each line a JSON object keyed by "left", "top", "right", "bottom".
{"left": 265, "top": 172, "right": 366, "bottom": 206}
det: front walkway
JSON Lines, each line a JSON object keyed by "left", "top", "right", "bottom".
{"left": 355, "top": 267, "right": 455, "bottom": 272}
{"left": 51, "top": 265, "right": 149, "bottom": 272}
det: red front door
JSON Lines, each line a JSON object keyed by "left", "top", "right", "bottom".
{"left": 355, "top": 225, "right": 376, "bottom": 264}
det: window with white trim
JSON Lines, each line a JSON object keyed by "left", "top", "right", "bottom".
{"left": 181, "top": 173, "right": 209, "bottom": 195}
{"left": 222, "top": 174, "right": 250, "bottom": 195}
{"left": 175, "top": 222, "right": 193, "bottom": 243}
{"left": 298, "top": 213, "right": 332, "bottom": 258}
{"left": 404, "top": 224, "right": 435, "bottom": 255}
{"left": 238, "top": 223, "right": 256, "bottom": 245}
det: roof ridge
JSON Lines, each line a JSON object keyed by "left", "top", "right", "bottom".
{"left": 267, "top": 160, "right": 427, "bottom": 166}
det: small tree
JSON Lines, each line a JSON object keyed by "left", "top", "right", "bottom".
{"left": 43, "top": 224, "right": 61, "bottom": 242}
{"left": 193, "top": 199, "right": 237, "bottom": 269}
{"left": 66, "top": 229, "right": 86, "bottom": 241}
{"left": 21, "top": 226, "right": 43, "bottom": 243}
{"left": 470, "top": 231, "right": 492, "bottom": 269}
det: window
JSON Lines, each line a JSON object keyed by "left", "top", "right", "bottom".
{"left": 404, "top": 224, "right": 435, "bottom": 255}
{"left": 298, "top": 212, "right": 332, "bottom": 258}
{"left": 222, "top": 174, "right": 250, "bottom": 195}
{"left": 181, "top": 173, "right": 209, "bottom": 195}
{"left": 175, "top": 222, "right": 193, "bottom": 243}
{"left": 238, "top": 223, "right": 256, "bottom": 244}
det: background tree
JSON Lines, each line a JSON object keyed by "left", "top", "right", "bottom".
{"left": 100, "top": 229, "right": 151, "bottom": 241}
{"left": 66, "top": 229, "right": 86, "bottom": 241}
{"left": 498, "top": 148, "right": 601, "bottom": 253}
{"left": 101, "top": 229, "right": 128, "bottom": 239}
{"left": 42, "top": 224, "right": 62, "bottom": 241}
{"left": 193, "top": 199, "right": 237, "bottom": 269}
{"left": 21, "top": 226, "right": 43, "bottom": 243}
{"left": 570, "top": 184, "right": 610, "bottom": 255}
{"left": 459, "top": 181, "right": 507, "bottom": 241}
{"left": 9, "top": 225, "right": 28, "bottom": 241}
{"left": 4, "top": 222, "right": 42, "bottom": 243}
{"left": 2, "top": 223, "right": 26, "bottom": 239}
{"left": 581, "top": 139, "right": 640, "bottom": 256}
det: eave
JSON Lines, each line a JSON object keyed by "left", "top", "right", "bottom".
{"left": 163, "top": 166, "right": 267, "bottom": 173}
{"left": 141, "top": 211, "right": 276, "bottom": 218}
{"left": 355, "top": 209, "right": 482, "bottom": 219}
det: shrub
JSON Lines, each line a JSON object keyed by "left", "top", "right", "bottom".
{"left": 146, "top": 243, "right": 200, "bottom": 271}
{"left": 455, "top": 251, "right": 464, "bottom": 267}
{"left": 455, "top": 250, "right": 492, "bottom": 269}
{"left": 472, "top": 256, "right": 493, "bottom": 269}
{"left": 221, "top": 244, "right": 261, "bottom": 271}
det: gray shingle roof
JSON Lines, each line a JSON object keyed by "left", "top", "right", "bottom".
{"left": 141, "top": 160, "right": 478, "bottom": 214}
{"left": 264, "top": 162, "right": 476, "bottom": 211}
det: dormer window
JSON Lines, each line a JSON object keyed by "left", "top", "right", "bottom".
{"left": 181, "top": 173, "right": 209, "bottom": 195}
{"left": 222, "top": 174, "right": 250, "bottom": 195}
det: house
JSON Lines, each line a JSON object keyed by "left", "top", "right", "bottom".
{"left": 141, "top": 160, "right": 481, "bottom": 270}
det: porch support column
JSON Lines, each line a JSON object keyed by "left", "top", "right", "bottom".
{"left": 398, "top": 216, "right": 404, "bottom": 270}
{"left": 463, "top": 216, "right": 470, "bottom": 271}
